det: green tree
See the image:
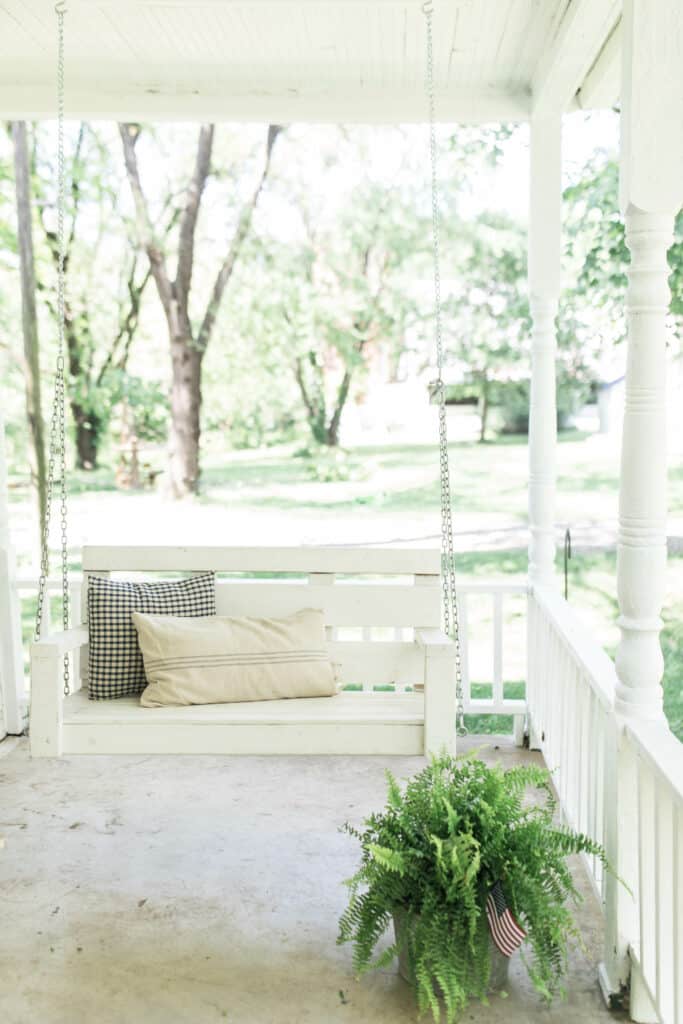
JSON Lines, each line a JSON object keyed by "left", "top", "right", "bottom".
{"left": 442, "top": 213, "right": 530, "bottom": 441}
{"left": 120, "top": 122, "right": 282, "bottom": 496}
{"left": 257, "top": 183, "right": 424, "bottom": 447}
{"left": 563, "top": 155, "right": 683, "bottom": 353}
{"left": 33, "top": 122, "right": 153, "bottom": 469}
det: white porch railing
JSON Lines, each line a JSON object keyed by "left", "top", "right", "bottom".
{"left": 456, "top": 580, "right": 528, "bottom": 720}
{"left": 529, "top": 582, "right": 683, "bottom": 1024}
{"left": 623, "top": 720, "right": 683, "bottom": 1024}
{"left": 528, "top": 583, "right": 616, "bottom": 899}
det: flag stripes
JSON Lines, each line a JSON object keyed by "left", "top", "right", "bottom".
{"left": 486, "top": 880, "right": 526, "bottom": 957}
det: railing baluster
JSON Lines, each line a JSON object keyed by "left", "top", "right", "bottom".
{"left": 675, "top": 803, "right": 682, "bottom": 1024}
{"left": 638, "top": 762, "right": 656, "bottom": 991}
{"left": 492, "top": 591, "right": 503, "bottom": 705}
{"left": 587, "top": 695, "right": 599, "bottom": 885}
{"left": 654, "top": 788, "right": 674, "bottom": 1022}
{"left": 578, "top": 678, "right": 588, "bottom": 834}
{"left": 458, "top": 593, "right": 470, "bottom": 706}
{"left": 559, "top": 654, "right": 572, "bottom": 821}
{"left": 595, "top": 707, "right": 606, "bottom": 894}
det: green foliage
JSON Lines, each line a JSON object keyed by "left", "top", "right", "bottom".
{"left": 296, "top": 444, "right": 355, "bottom": 483}
{"left": 559, "top": 152, "right": 682, "bottom": 363}
{"left": 338, "top": 754, "right": 610, "bottom": 1022}
{"left": 494, "top": 372, "right": 591, "bottom": 436}
{"left": 246, "top": 178, "right": 425, "bottom": 446}
{"left": 562, "top": 156, "right": 629, "bottom": 365}
{"left": 111, "top": 372, "right": 169, "bottom": 443}
{"left": 442, "top": 212, "right": 530, "bottom": 381}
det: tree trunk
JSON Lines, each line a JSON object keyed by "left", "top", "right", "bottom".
{"left": 72, "top": 406, "right": 102, "bottom": 470}
{"left": 63, "top": 307, "right": 104, "bottom": 470}
{"left": 478, "top": 377, "right": 490, "bottom": 443}
{"left": 326, "top": 369, "right": 353, "bottom": 446}
{"left": 169, "top": 338, "right": 203, "bottom": 497}
{"left": 11, "top": 121, "right": 47, "bottom": 531}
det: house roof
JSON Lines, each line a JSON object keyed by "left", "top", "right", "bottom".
{"left": 1, "top": 0, "right": 621, "bottom": 123}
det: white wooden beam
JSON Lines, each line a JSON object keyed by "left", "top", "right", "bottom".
{"left": 576, "top": 18, "right": 621, "bottom": 111}
{"left": 532, "top": 0, "right": 620, "bottom": 116}
{"left": 527, "top": 114, "right": 562, "bottom": 587}
{"left": 67, "top": 0, "right": 426, "bottom": 5}
{"left": 0, "top": 73, "right": 530, "bottom": 124}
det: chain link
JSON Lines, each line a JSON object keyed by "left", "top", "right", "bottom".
{"left": 35, "top": 1, "right": 70, "bottom": 697}
{"left": 422, "top": 0, "right": 466, "bottom": 737}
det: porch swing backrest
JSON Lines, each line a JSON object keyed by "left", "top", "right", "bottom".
{"left": 73, "top": 545, "right": 443, "bottom": 693}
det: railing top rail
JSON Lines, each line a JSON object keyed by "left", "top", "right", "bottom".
{"left": 624, "top": 718, "right": 683, "bottom": 806}
{"left": 456, "top": 579, "right": 529, "bottom": 594}
{"left": 16, "top": 576, "right": 77, "bottom": 589}
{"left": 531, "top": 582, "right": 617, "bottom": 712}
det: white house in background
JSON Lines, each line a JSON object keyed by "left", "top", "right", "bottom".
{"left": 1, "top": 2, "right": 682, "bottom": 1022}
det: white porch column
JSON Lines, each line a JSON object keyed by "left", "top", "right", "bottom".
{"left": 527, "top": 113, "right": 562, "bottom": 587}
{"left": 600, "top": 2, "right": 683, "bottom": 1017}
{"left": 0, "top": 404, "right": 26, "bottom": 737}
{"left": 614, "top": 0, "right": 683, "bottom": 721}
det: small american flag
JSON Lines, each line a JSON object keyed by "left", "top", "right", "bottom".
{"left": 486, "top": 880, "right": 526, "bottom": 957}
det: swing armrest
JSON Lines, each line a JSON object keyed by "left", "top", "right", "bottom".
{"left": 415, "top": 628, "right": 454, "bottom": 656}
{"left": 31, "top": 626, "right": 89, "bottom": 659}
{"left": 30, "top": 627, "right": 89, "bottom": 757}
{"left": 416, "top": 629, "right": 457, "bottom": 756}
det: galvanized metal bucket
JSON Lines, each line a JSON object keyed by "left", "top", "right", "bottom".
{"left": 393, "top": 912, "right": 510, "bottom": 994}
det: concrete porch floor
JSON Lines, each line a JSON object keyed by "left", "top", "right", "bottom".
{"left": 0, "top": 736, "right": 622, "bottom": 1024}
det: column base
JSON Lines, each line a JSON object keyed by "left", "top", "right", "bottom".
{"left": 597, "top": 962, "right": 629, "bottom": 1014}
{"left": 614, "top": 684, "right": 665, "bottom": 722}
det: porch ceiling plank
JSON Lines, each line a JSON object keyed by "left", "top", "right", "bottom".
{"left": 531, "top": 0, "right": 621, "bottom": 116}
{"left": 576, "top": 17, "right": 621, "bottom": 111}
{"left": 0, "top": 0, "right": 619, "bottom": 122}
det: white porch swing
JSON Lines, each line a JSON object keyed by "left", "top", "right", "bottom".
{"left": 29, "top": 1, "right": 467, "bottom": 758}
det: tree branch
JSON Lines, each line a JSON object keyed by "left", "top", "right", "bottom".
{"left": 67, "top": 123, "right": 86, "bottom": 254}
{"left": 175, "top": 124, "right": 214, "bottom": 313}
{"left": 293, "top": 355, "right": 318, "bottom": 423}
{"left": 196, "top": 124, "right": 283, "bottom": 353}
{"left": 96, "top": 256, "right": 153, "bottom": 385}
{"left": 119, "top": 123, "right": 176, "bottom": 331}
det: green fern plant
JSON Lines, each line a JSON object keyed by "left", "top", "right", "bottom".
{"left": 338, "top": 752, "right": 610, "bottom": 1022}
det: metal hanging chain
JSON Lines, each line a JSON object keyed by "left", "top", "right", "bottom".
{"left": 35, "top": 0, "right": 70, "bottom": 698}
{"left": 422, "top": 0, "right": 466, "bottom": 737}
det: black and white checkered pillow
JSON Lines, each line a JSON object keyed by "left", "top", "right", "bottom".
{"left": 87, "top": 574, "right": 216, "bottom": 700}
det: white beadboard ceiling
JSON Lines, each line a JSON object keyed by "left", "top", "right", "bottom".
{"left": 0, "top": 0, "right": 621, "bottom": 122}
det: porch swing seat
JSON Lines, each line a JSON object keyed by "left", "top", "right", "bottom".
{"left": 30, "top": 545, "right": 459, "bottom": 758}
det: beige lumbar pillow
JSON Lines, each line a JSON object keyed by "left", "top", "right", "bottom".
{"left": 133, "top": 608, "right": 337, "bottom": 708}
